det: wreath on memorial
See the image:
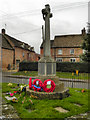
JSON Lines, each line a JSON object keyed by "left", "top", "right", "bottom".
{"left": 33, "top": 79, "right": 43, "bottom": 92}
{"left": 43, "top": 79, "right": 55, "bottom": 92}
{"left": 29, "top": 77, "right": 32, "bottom": 89}
{"left": 29, "top": 78, "right": 56, "bottom": 92}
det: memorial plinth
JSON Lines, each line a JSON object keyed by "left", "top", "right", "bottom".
{"left": 38, "top": 56, "right": 56, "bottom": 76}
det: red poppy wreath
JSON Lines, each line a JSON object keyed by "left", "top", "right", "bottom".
{"left": 33, "top": 79, "right": 43, "bottom": 92}
{"left": 43, "top": 79, "right": 55, "bottom": 92}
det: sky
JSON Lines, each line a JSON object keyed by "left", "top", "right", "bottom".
{"left": 0, "top": 0, "right": 89, "bottom": 53}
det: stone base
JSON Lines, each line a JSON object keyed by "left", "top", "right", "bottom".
{"left": 26, "top": 86, "right": 69, "bottom": 100}
{"left": 36, "top": 76, "right": 64, "bottom": 92}
{"left": 38, "top": 56, "right": 56, "bottom": 76}
{"left": 36, "top": 76, "right": 59, "bottom": 83}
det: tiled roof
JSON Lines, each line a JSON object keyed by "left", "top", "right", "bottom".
{"left": 2, "top": 33, "right": 34, "bottom": 51}
{"left": 40, "top": 40, "right": 54, "bottom": 48}
{"left": 40, "top": 34, "right": 84, "bottom": 48}
{"left": 53, "top": 34, "right": 84, "bottom": 48}
{"left": 0, "top": 34, "right": 13, "bottom": 49}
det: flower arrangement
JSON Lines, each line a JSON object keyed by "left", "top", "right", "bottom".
{"left": 12, "top": 98, "right": 18, "bottom": 103}
{"left": 10, "top": 93, "right": 14, "bottom": 97}
{"left": 8, "top": 83, "right": 12, "bottom": 86}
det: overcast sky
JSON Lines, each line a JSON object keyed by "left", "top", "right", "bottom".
{"left": 0, "top": 0, "right": 89, "bottom": 53}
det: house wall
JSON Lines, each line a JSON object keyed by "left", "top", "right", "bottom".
{"left": 1, "top": 47, "right": 39, "bottom": 70}
{"left": 15, "top": 47, "right": 28, "bottom": 63}
{"left": 15, "top": 47, "right": 39, "bottom": 68}
{"left": 40, "top": 47, "right": 83, "bottom": 62}
{"left": 2, "top": 48, "right": 14, "bottom": 70}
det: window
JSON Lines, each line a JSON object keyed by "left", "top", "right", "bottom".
{"left": 70, "top": 58, "right": 76, "bottom": 62}
{"left": 56, "top": 58, "right": 63, "bottom": 62}
{"left": 22, "top": 52, "right": 24, "bottom": 57}
{"left": 16, "top": 59, "right": 20, "bottom": 65}
{"left": 70, "top": 49, "right": 74, "bottom": 54}
{"left": 58, "top": 49, "right": 62, "bottom": 55}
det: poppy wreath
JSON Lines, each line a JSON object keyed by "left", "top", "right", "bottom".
{"left": 43, "top": 79, "right": 55, "bottom": 92}
{"left": 29, "top": 77, "right": 32, "bottom": 89}
{"left": 33, "top": 79, "right": 43, "bottom": 92}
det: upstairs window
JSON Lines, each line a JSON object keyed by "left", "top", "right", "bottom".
{"left": 22, "top": 52, "right": 24, "bottom": 57}
{"left": 58, "top": 49, "right": 62, "bottom": 55}
{"left": 70, "top": 49, "right": 74, "bottom": 54}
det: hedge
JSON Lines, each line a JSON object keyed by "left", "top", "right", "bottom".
{"left": 19, "top": 62, "right": 89, "bottom": 73}
{"left": 19, "top": 62, "right": 38, "bottom": 71}
{"left": 56, "top": 62, "right": 89, "bottom": 73}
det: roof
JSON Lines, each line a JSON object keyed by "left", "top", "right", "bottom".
{"left": 40, "top": 34, "right": 84, "bottom": 48}
{"left": 40, "top": 40, "right": 54, "bottom": 48}
{"left": 53, "top": 34, "right": 84, "bottom": 48}
{"left": 0, "top": 34, "right": 13, "bottom": 49}
{"left": 1, "top": 33, "right": 34, "bottom": 51}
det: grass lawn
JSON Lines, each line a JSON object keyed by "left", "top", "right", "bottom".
{"left": 12, "top": 71, "right": 89, "bottom": 80}
{"left": 2, "top": 83, "right": 89, "bottom": 119}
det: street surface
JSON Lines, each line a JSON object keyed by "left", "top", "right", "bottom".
{"left": 2, "top": 72, "right": 88, "bottom": 89}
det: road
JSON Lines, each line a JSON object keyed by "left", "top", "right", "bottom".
{"left": 1, "top": 72, "right": 88, "bottom": 89}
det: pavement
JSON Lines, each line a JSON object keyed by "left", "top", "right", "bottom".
{"left": 0, "top": 98, "right": 20, "bottom": 119}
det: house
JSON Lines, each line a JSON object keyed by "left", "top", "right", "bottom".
{"left": 40, "top": 28, "right": 86, "bottom": 62}
{"left": 0, "top": 29, "right": 40, "bottom": 70}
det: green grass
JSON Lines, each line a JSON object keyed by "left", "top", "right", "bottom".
{"left": 2, "top": 83, "right": 89, "bottom": 118}
{"left": 12, "top": 71, "right": 89, "bottom": 80}
{"left": 0, "top": 83, "right": 2, "bottom": 97}
{"left": 12, "top": 71, "right": 38, "bottom": 77}
{"left": 56, "top": 72, "right": 89, "bottom": 80}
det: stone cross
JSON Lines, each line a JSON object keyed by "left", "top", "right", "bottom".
{"left": 42, "top": 4, "right": 52, "bottom": 57}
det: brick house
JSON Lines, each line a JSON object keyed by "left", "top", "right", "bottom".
{"left": 0, "top": 29, "right": 40, "bottom": 70}
{"left": 40, "top": 28, "right": 86, "bottom": 62}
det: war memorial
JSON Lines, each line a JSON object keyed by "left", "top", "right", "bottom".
{"left": 26, "top": 4, "right": 69, "bottom": 99}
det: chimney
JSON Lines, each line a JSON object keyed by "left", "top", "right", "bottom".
{"left": 1, "top": 29, "right": 6, "bottom": 34}
{"left": 81, "top": 28, "right": 86, "bottom": 36}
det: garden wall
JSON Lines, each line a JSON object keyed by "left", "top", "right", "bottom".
{"left": 19, "top": 62, "right": 89, "bottom": 73}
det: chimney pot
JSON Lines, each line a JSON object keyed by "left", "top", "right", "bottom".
{"left": 81, "top": 28, "right": 86, "bottom": 36}
{"left": 1, "top": 29, "right": 5, "bottom": 34}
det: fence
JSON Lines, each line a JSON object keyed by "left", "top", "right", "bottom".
{"left": 3, "top": 71, "right": 89, "bottom": 89}
{"left": 58, "top": 71, "right": 88, "bottom": 89}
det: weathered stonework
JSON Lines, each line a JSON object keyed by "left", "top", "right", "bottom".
{"left": 26, "top": 86, "right": 69, "bottom": 100}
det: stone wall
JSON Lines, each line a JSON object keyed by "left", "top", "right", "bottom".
{"left": 26, "top": 87, "right": 69, "bottom": 100}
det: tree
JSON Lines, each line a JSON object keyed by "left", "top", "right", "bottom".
{"left": 80, "top": 23, "right": 90, "bottom": 62}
